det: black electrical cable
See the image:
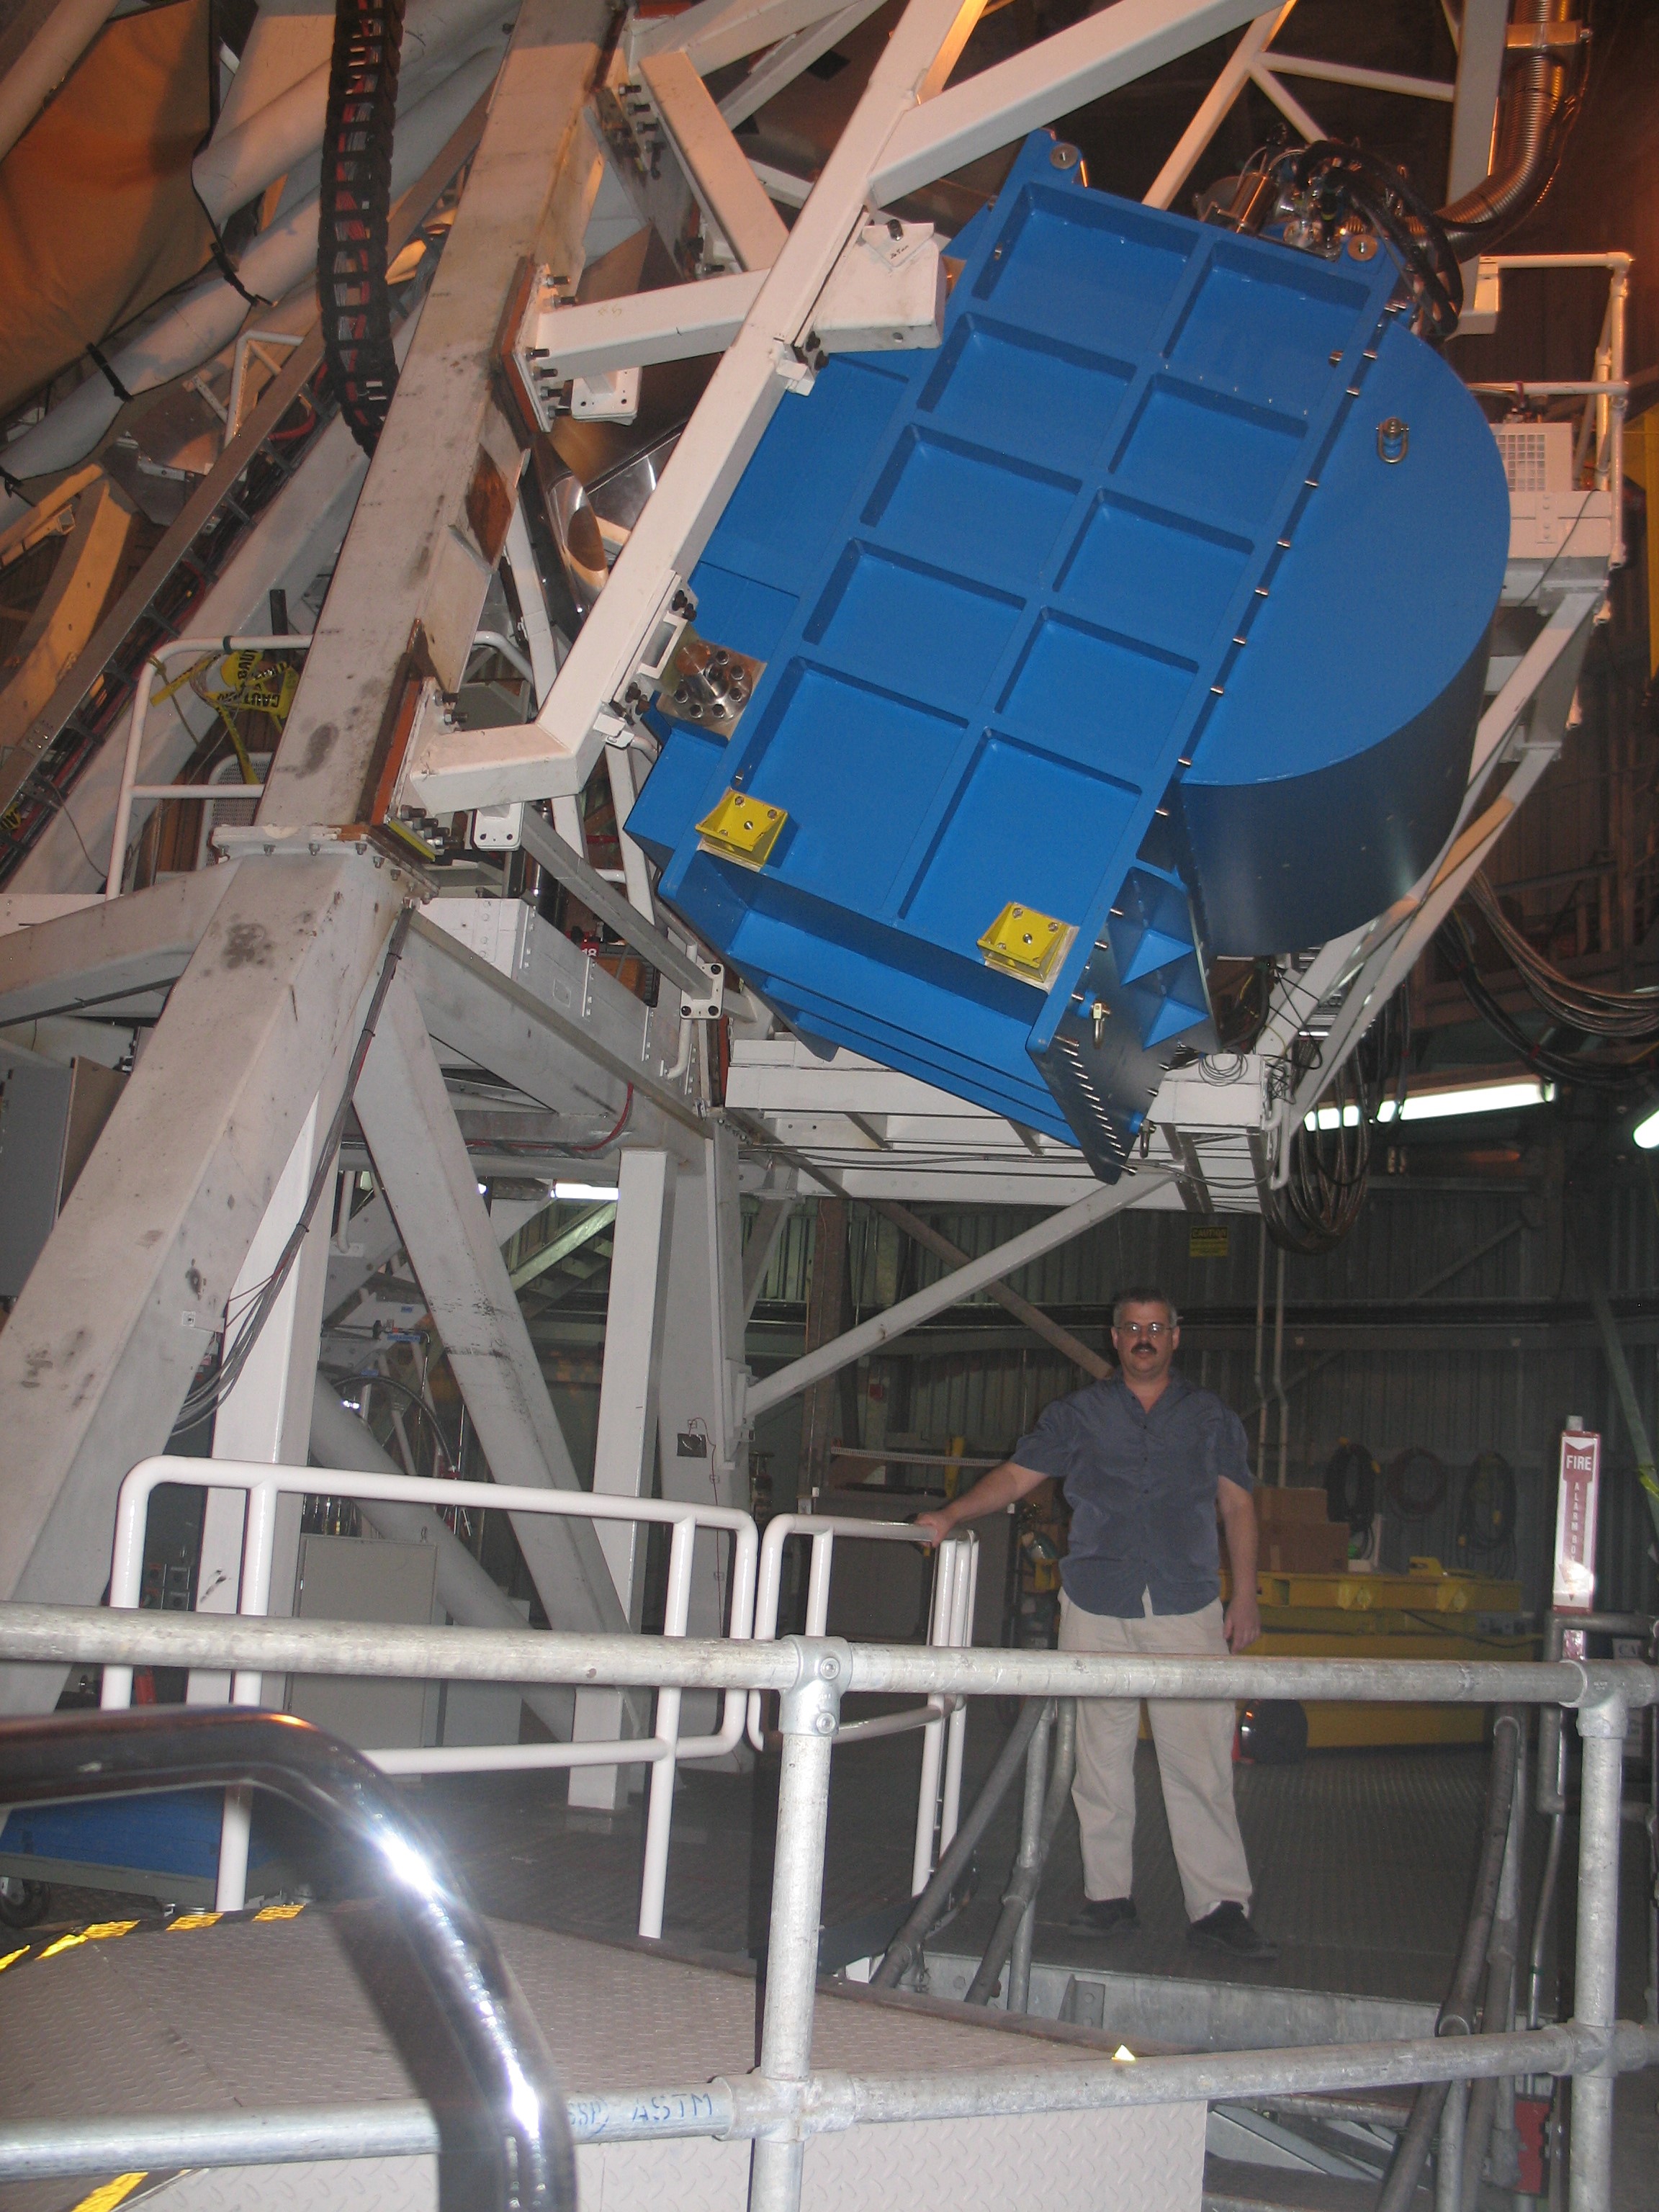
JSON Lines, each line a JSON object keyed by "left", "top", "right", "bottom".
{"left": 1465, "top": 873, "right": 1659, "bottom": 1043}
{"left": 1324, "top": 1439, "right": 1378, "bottom": 1537}
{"left": 1375, "top": 1709, "right": 1525, "bottom": 2212}
{"left": 319, "top": 0, "right": 407, "bottom": 454}
{"left": 1385, "top": 1446, "right": 1449, "bottom": 1523}
{"left": 1262, "top": 984, "right": 1409, "bottom": 1254}
{"left": 1285, "top": 140, "right": 1465, "bottom": 342}
{"left": 1457, "top": 1449, "right": 1519, "bottom": 1561}
{"left": 1435, "top": 909, "right": 1659, "bottom": 1091}
{"left": 176, "top": 907, "right": 413, "bottom": 1428}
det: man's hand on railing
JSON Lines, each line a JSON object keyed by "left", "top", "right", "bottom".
{"left": 911, "top": 1510, "right": 953, "bottom": 1548}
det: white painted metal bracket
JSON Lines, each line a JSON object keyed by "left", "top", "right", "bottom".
{"left": 809, "top": 219, "right": 945, "bottom": 356}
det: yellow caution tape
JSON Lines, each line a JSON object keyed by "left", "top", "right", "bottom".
{"left": 167, "top": 1912, "right": 221, "bottom": 1932}
{"left": 68, "top": 2174, "right": 148, "bottom": 2212}
{"left": 254, "top": 1901, "right": 307, "bottom": 1921}
{"left": 0, "top": 1943, "right": 30, "bottom": 1973}
{"left": 37, "top": 1920, "right": 140, "bottom": 1959}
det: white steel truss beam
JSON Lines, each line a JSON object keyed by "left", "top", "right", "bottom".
{"left": 260, "top": 0, "right": 614, "bottom": 829}
{"left": 0, "top": 850, "right": 403, "bottom": 1713}
{"left": 503, "top": 0, "right": 991, "bottom": 802}
{"left": 0, "top": 868, "right": 231, "bottom": 1025}
{"left": 631, "top": 0, "right": 853, "bottom": 76}
{"left": 1143, "top": 6, "right": 1292, "bottom": 210}
{"left": 638, "top": 49, "right": 789, "bottom": 271}
{"left": 719, "top": 0, "right": 889, "bottom": 129}
{"left": 508, "top": 269, "right": 764, "bottom": 386}
{"left": 570, "top": 1146, "right": 676, "bottom": 1803}
{"left": 869, "top": 0, "right": 1266, "bottom": 207}
{"left": 747, "top": 1172, "right": 1175, "bottom": 1416}
{"left": 354, "top": 970, "right": 632, "bottom": 1637}
{"left": 402, "top": 912, "right": 704, "bottom": 1151}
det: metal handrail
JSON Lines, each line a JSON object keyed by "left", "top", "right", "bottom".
{"left": 747, "top": 1514, "right": 978, "bottom": 1892}
{"left": 101, "top": 1452, "right": 758, "bottom": 1936}
{"left": 0, "top": 1706, "right": 575, "bottom": 2212}
{"left": 0, "top": 1612, "right": 1653, "bottom": 2212}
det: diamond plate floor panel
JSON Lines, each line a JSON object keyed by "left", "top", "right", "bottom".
{"left": 0, "top": 1909, "right": 1202, "bottom": 2212}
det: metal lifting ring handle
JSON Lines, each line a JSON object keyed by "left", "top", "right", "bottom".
{"left": 0, "top": 1707, "right": 575, "bottom": 2212}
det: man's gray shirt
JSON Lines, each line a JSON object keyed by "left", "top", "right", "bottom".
{"left": 1010, "top": 1372, "right": 1251, "bottom": 1618}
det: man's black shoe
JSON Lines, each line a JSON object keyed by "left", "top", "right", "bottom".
{"left": 1073, "top": 1897, "right": 1138, "bottom": 1936}
{"left": 1186, "top": 1902, "right": 1277, "bottom": 1961}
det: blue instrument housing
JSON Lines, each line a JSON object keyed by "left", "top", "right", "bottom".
{"left": 627, "top": 133, "right": 1510, "bottom": 1177}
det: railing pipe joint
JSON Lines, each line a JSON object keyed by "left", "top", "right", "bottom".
{"left": 775, "top": 1636, "right": 850, "bottom": 1738}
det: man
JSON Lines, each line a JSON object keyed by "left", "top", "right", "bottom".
{"left": 915, "top": 1286, "right": 1274, "bottom": 1961}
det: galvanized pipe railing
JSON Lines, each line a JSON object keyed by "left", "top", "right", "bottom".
{"left": 0, "top": 1608, "right": 1653, "bottom": 2212}
{"left": 4, "top": 2021, "right": 1659, "bottom": 2182}
{"left": 0, "top": 1603, "right": 1622, "bottom": 1707}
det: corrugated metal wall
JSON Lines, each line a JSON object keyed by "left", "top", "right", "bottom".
{"left": 749, "top": 1176, "right": 1659, "bottom": 1617}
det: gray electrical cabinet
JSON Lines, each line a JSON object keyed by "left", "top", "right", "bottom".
{"left": 287, "top": 1534, "right": 441, "bottom": 1752}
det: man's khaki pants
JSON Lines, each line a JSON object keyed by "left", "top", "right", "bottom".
{"left": 1058, "top": 1590, "right": 1251, "bottom": 1921}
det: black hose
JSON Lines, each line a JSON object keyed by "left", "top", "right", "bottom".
{"left": 1373, "top": 1706, "right": 1524, "bottom": 2212}
{"left": 320, "top": 0, "right": 408, "bottom": 454}
{"left": 966, "top": 1699, "right": 1078, "bottom": 2006}
{"left": 872, "top": 1699, "right": 1049, "bottom": 1990}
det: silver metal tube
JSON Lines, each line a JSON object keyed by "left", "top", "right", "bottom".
{"left": 1568, "top": 1707, "right": 1626, "bottom": 2212}
{"left": 0, "top": 2085, "right": 739, "bottom": 2180}
{"left": 6, "top": 2023, "right": 1659, "bottom": 2184}
{"left": 1437, "top": 2080, "right": 1468, "bottom": 2212}
{"left": 2, "top": 1603, "right": 1650, "bottom": 1712}
{"left": 797, "top": 2024, "right": 1659, "bottom": 2128}
{"left": 750, "top": 1640, "right": 848, "bottom": 2212}
{"left": 1007, "top": 1701, "right": 1053, "bottom": 2013}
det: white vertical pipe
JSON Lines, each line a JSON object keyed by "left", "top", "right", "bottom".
{"left": 804, "top": 1531, "right": 835, "bottom": 1637}
{"left": 639, "top": 1517, "right": 697, "bottom": 1938}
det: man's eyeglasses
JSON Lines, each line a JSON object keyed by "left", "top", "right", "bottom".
{"left": 1117, "top": 1321, "right": 1171, "bottom": 1340}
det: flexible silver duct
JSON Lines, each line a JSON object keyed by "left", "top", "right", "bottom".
{"left": 1439, "top": 0, "right": 1583, "bottom": 255}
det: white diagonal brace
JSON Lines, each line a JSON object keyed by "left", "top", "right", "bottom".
{"left": 531, "top": 0, "right": 988, "bottom": 797}
{"left": 569, "top": 1146, "right": 675, "bottom": 1806}
{"left": 0, "top": 850, "right": 402, "bottom": 1712}
{"left": 632, "top": 0, "right": 853, "bottom": 74}
{"left": 639, "top": 49, "right": 790, "bottom": 270}
{"left": 747, "top": 1172, "right": 1176, "bottom": 1416}
{"left": 721, "top": 0, "right": 887, "bottom": 128}
{"left": 0, "top": 867, "right": 233, "bottom": 1026}
{"left": 354, "top": 970, "right": 631, "bottom": 1637}
{"left": 871, "top": 0, "right": 1265, "bottom": 206}
{"left": 1143, "top": 5, "right": 1293, "bottom": 211}
{"left": 259, "top": 0, "right": 613, "bottom": 828}
{"left": 513, "top": 269, "right": 764, "bottom": 382}
{"left": 1249, "top": 63, "right": 1321, "bottom": 143}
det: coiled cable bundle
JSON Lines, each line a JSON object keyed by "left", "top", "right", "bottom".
{"left": 1385, "top": 1446, "right": 1449, "bottom": 1524}
{"left": 1456, "top": 1449, "right": 1519, "bottom": 1577}
{"left": 320, "top": 0, "right": 407, "bottom": 454}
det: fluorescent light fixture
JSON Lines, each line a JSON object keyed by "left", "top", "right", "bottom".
{"left": 553, "top": 1181, "right": 621, "bottom": 1202}
{"left": 1634, "top": 1102, "right": 1659, "bottom": 1151}
{"left": 1305, "top": 1078, "right": 1554, "bottom": 1133}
